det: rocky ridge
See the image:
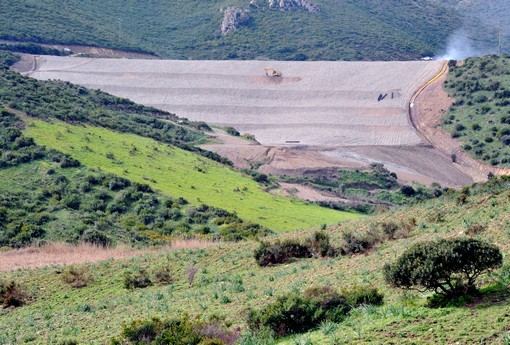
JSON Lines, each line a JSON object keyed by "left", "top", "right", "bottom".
{"left": 220, "top": 7, "right": 251, "bottom": 35}
{"left": 263, "top": 0, "right": 320, "bottom": 13}
{"left": 221, "top": 0, "right": 319, "bottom": 35}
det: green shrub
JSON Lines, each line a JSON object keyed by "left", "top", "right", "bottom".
{"left": 0, "top": 280, "right": 30, "bottom": 308}
{"left": 308, "top": 231, "right": 337, "bottom": 257}
{"left": 247, "top": 287, "right": 350, "bottom": 337}
{"left": 82, "top": 229, "right": 113, "bottom": 247}
{"left": 153, "top": 266, "right": 173, "bottom": 286}
{"left": 225, "top": 127, "right": 240, "bottom": 136}
{"left": 341, "top": 231, "right": 374, "bottom": 254}
{"left": 383, "top": 238, "right": 502, "bottom": 297}
{"left": 344, "top": 286, "right": 384, "bottom": 306}
{"left": 124, "top": 269, "right": 153, "bottom": 289}
{"left": 62, "top": 266, "right": 93, "bottom": 288}
{"left": 113, "top": 316, "right": 237, "bottom": 344}
{"left": 254, "top": 240, "right": 312, "bottom": 266}
{"left": 254, "top": 232, "right": 338, "bottom": 266}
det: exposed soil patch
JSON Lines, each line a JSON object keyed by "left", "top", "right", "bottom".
{"left": 276, "top": 182, "right": 351, "bottom": 202}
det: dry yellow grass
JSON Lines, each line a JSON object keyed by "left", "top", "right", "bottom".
{"left": 0, "top": 240, "right": 215, "bottom": 271}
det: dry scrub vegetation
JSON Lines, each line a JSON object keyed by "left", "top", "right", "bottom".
{"left": 0, "top": 240, "right": 215, "bottom": 271}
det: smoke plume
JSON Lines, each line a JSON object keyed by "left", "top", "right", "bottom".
{"left": 436, "top": 30, "right": 483, "bottom": 60}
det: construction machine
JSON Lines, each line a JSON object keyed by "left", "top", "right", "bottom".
{"left": 264, "top": 67, "right": 283, "bottom": 77}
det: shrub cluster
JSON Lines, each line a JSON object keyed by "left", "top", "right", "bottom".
{"left": 0, "top": 280, "right": 29, "bottom": 308}
{"left": 341, "top": 220, "right": 414, "bottom": 255}
{"left": 247, "top": 286, "right": 383, "bottom": 337}
{"left": 254, "top": 231, "right": 337, "bottom": 266}
{"left": 112, "top": 316, "right": 239, "bottom": 345}
{"left": 124, "top": 266, "right": 173, "bottom": 289}
{"left": 62, "top": 266, "right": 93, "bottom": 288}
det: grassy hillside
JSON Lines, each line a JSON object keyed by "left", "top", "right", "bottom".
{"left": 443, "top": 55, "right": 510, "bottom": 167}
{"left": 0, "top": 106, "right": 273, "bottom": 247}
{"left": 0, "top": 178, "right": 509, "bottom": 344}
{"left": 0, "top": 0, "right": 460, "bottom": 60}
{"left": 23, "top": 118, "right": 356, "bottom": 232}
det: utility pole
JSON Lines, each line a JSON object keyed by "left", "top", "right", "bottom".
{"left": 117, "top": 18, "right": 122, "bottom": 45}
{"left": 498, "top": 21, "right": 502, "bottom": 55}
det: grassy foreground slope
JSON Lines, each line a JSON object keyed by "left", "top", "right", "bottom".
{"left": 443, "top": 55, "right": 510, "bottom": 167}
{"left": 24, "top": 118, "right": 357, "bottom": 231}
{"left": 0, "top": 179, "right": 509, "bottom": 344}
{"left": 0, "top": 0, "right": 459, "bottom": 60}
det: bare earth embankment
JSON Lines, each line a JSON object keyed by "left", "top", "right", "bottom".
{"left": 21, "top": 56, "right": 473, "bottom": 187}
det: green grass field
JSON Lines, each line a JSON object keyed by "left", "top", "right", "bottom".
{"left": 23, "top": 118, "right": 359, "bottom": 232}
{"left": 0, "top": 178, "right": 509, "bottom": 344}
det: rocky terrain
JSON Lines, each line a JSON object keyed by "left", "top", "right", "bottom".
{"left": 221, "top": 0, "right": 319, "bottom": 35}
{"left": 221, "top": 7, "right": 251, "bottom": 35}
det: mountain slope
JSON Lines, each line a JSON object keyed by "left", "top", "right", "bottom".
{"left": 0, "top": 0, "right": 460, "bottom": 60}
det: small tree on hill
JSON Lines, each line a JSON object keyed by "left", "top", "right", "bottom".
{"left": 383, "top": 238, "right": 502, "bottom": 297}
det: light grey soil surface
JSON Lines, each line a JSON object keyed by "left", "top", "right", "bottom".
{"left": 23, "top": 55, "right": 473, "bottom": 187}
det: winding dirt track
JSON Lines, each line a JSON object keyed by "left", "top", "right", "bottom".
{"left": 410, "top": 64, "right": 510, "bottom": 182}
{"left": 18, "top": 55, "right": 476, "bottom": 187}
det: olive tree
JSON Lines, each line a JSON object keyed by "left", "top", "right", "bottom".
{"left": 383, "top": 238, "right": 502, "bottom": 296}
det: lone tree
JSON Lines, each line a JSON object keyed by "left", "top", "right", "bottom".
{"left": 383, "top": 238, "right": 502, "bottom": 296}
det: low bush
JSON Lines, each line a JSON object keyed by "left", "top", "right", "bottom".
{"left": 124, "top": 269, "right": 153, "bottom": 289}
{"left": 254, "top": 231, "right": 338, "bottom": 266}
{"left": 254, "top": 240, "right": 312, "bottom": 266}
{"left": 112, "top": 316, "right": 238, "bottom": 344}
{"left": 0, "top": 280, "right": 30, "bottom": 308}
{"left": 247, "top": 290, "right": 348, "bottom": 337}
{"left": 62, "top": 266, "right": 93, "bottom": 288}
{"left": 153, "top": 265, "right": 173, "bottom": 286}
{"left": 344, "top": 286, "right": 384, "bottom": 306}
{"left": 341, "top": 220, "right": 413, "bottom": 255}
{"left": 247, "top": 285, "right": 382, "bottom": 338}
{"left": 225, "top": 127, "right": 240, "bottom": 136}
{"left": 308, "top": 231, "right": 338, "bottom": 257}
{"left": 340, "top": 231, "right": 375, "bottom": 254}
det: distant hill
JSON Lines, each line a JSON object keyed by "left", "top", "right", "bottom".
{"left": 0, "top": 0, "right": 461, "bottom": 61}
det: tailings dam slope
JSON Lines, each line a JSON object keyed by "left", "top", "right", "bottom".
{"left": 27, "top": 57, "right": 442, "bottom": 147}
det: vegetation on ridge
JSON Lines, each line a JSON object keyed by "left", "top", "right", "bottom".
{"left": 0, "top": 0, "right": 460, "bottom": 60}
{"left": 443, "top": 55, "right": 510, "bottom": 167}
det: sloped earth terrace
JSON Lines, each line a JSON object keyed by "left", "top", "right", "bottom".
{"left": 22, "top": 56, "right": 473, "bottom": 187}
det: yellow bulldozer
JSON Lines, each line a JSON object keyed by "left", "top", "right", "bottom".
{"left": 264, "top": 67, "right": 282, "bottom": 78}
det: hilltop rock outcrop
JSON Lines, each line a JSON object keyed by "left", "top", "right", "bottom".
{"left": 220, "top": 7, "right": 251, "bottom": 35}
{"left": 250, "top": 0, "right": 320, "bottom": 13}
